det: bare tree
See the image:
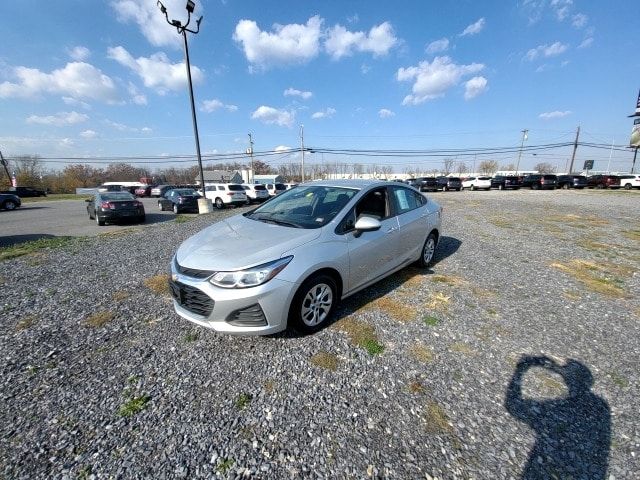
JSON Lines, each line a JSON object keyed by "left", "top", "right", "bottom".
{"left": 478, "top": 160, "right": 499, "bottom": 174}
{"left": 353, "top": 163, "right": 364, "bottom": 177}
{"left": 442, "top": 158, "right": 455, "bottom": 176}
{"left": 534, "top": 162, "right": 556, "bottom": 174}
{"left": 501, "top": 163, "right": 517, "bottom": 171}
{"left": 455, "top": 162, "right": 468, "bottom": 175}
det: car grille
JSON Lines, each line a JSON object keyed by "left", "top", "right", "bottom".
{"left": 169, "top": 280, "right": 214, "bottom": 317}
{"left": 175, "top": 261, "right": 215, "bottom": 279}
{"left": 226, "top": 304, "right": 267, "bottom": 327}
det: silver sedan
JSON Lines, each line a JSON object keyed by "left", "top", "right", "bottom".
{"left": 169, "top": 179, "right": 443, "bottom": 335}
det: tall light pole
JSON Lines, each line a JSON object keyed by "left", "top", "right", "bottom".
{"left": 157, "top": 0, "right": 210, "bottom": 213}
{"left": 515, "top": 129, "right": 528, "bottom": 175}
{"left": 300, "top": 124, "right": 305, "bottom": 183}
{"left": 247, "top": 133, "right": 254, "bottom": 183}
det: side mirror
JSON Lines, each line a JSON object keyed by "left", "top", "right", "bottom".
{"left": 354, "top": 216, "right": 381, "bottom": 233}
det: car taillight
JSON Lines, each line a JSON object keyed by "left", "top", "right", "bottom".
{"left": 134, "top": 201, "right": 143, "bottom": 207}
{"left": 100, "top": 201, "right": 114, "bottom": 209}
{"left": 227, "top": 192, "right": 235, "bottom": 196}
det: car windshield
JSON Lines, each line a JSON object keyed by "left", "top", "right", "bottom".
{"left": 245, "top": 185, "right": 358, "bottom": 229}
{"left": 102, "top": 192, "right": 135, "bottom": 201}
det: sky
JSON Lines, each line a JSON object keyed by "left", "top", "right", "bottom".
{"left": 0, "top": 0, "right": 638, "bottom": 174}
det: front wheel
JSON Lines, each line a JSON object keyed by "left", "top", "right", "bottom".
{"left": 418, "top": 233, "right": 437, "bottom": 267}
{"left": 158, "top": 202, "right": 164, "bottom": 211}
{"left": 290, "top": 274, "right": 337, "bottom": 334}
{"left": 624, "top": 183, "right": 632, "bottom": 190}
{"left": 173, "top": 204, "right": 179, "bottom": 214}
{"left": 498, "top": 184, "right": 504, "bottom": 191}
{"left": 4, "top": 200, "right": 17, "bottom": 211}
{"left": 470, "top": 185, "right": 475, "bottom": 191}
{"left": 215, "top": 198, "right": 224, "bottom": 209}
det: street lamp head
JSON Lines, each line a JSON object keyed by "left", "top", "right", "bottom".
{"left": 186, "top": 0, "right": 196, "bottom": 13}
{"left": 171, "top": 19, "right": 182, "bottom": 27}
{"left": 157, "top": 0, "right": 167, "bottom": 14}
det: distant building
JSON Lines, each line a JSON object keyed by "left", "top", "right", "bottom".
{"left": 196, "top": 170, "right": 243, "bottom": 185}
{"left": 253, "top": 174, "right": 285, "bottom": 184}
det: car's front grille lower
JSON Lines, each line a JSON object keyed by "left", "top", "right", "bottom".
{"left": 226, "top": 304, "right": 267, "bottom": 327}
{"left": 175, "top": 261, "right": 215, "bottom": 279}
{"left": 169, "top": 280, "right": 214, "bottom": 317}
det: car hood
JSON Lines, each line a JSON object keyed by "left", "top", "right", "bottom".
{"left": 176, "top": 214, "right": 321, "bottom": 271}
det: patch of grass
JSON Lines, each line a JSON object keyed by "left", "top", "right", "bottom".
{"left": 410, "top": 343, "right": 434, "bottom": 363}
{"left": 235, "top": 392, "right": 253, "bottom": 410}
{"left": 430, "top": 274, "right": 466, "bottom": 287}
{"left": 310, "top": 351, "right": 340, "bottom": 371}
{"left": 85, "top": 311, "right": 115, "bottom": 328}
{"left": 488, "top": 216, "right": 514, "bottom": 229}
{"left": 487, "top": 307, "right": 498, "bottom": 316}
{"left": 449, "top": 342, "right": 475, "bottom": 356}
{"left": 423, "top": 400, "right": 452, "bottom": 434}
{"left": 112, "top": 290, "right": 131, "bottom": 302}
{"left": 143, "top": 274, "right": 170, "bottom": 296}
{"left": 333, "top": 317, "right": 385, "bottom": 356}
{"left": 610, "top": 372, "right": 629, "bottom": 388}
{"left": 16, "top": 315, "right": 37, "bottom": 331}
{"left": 183, "top": 330, "right": 200, "bottom": 342}
{"left": 550, "top": 259, "right": 634, "bottom": 298}
{"left": 0, "top": 236, "right": 77, "bottom": 262}
{"left": 217, "top": 458, "right": 234, "bottom": 475}
{"left": 471, "top": 286, "right": 497, "bottom": 299}
{"left": 408, "top": 381, "right": 425, "bottom": 394}
{"left": 174, "top": 214, "right": 195, "bottom": 224}
{"left": 117, "top": 394, "right": 151, "bottom": 417}
{"left": 371, "top": 296, "right": 417, "bottom": 322}
{"left": 577, "top": 238, "right": 614, "bottom": 253}
{"left": 21, "top": 194, "right": 91, "bottom": 203}
{"left": 546, "top": 213, "right": 609, "bottom": 228}
{"left": 426, "top": 292, "right": 451, "bottom": 311}
{"left": 78, "top": 465, "right": 93, "bottom": 480}
{"left": 563, "top": 290, "right": 581, "bottom": 301}
{"left": 98, "top": 227, "right": 140, "bottom": 238}
{"left": 263, "top": 380, "right": 275, "bottom": 393}
{"left": 622, "top": 229, "right": 640, "bottom": 242}
{"left": 423, "top": 315, "right": 439, "bottom": 326}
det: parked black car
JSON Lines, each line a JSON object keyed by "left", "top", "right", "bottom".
{"left": 436, "top": 176, "right": 462, "bottom": 191}
{"left": 86, "top": 191, "right": 146, "bottom": 226}
{"left": 556, "top": 175, "right": 587, "bottom": 189}
{"left": 521, "top": 174, "right": 558, "bottom": 190}
{"left": 1, "top": 186, "right": 47, "bottom": 197}
{"left": 158, "top": 188, "right": 201, "bottom": 213}
{"left": 410, "top": 177, "right": 438, "bottom": 192}
{"left": 491, "top": 176, "right": 522, "bottom": 190}
{"left": 0, "top": 193, "right": 21, "bottom": 210}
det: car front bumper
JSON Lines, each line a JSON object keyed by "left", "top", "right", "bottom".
{"left": 169, "top": 261, "right": 298, "bottom": 335}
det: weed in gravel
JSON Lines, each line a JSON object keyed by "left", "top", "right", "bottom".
{"left": 118, "top": 395, "right": 151, "bottom": 417}
{"left": 235, "top": 393, "right": 253, "bottom": 410}
{"left": 217, "top": 459, "right": 234, "bottom": 475}
{"left": 99, "top": 228, "right": 141, "bottom": 238}
{"left": 371, "top": 296, "right": 417, "bottom": 322}
{"left": 423, "top": 400, "right": 452, "bottom": 434}
{"left": 333, "top": 317, "right": 385, "bottom": 356}
{"left": 174, "top": 214, "right": 195, "bottom": 224}
{"left": 449, "top": 342, "right": 475, "bottom": 355}
{"left": 112, "top": 290, "right": 131, "bottom": 302}
{"left": 488, "top": 216, "right": 514, "bottom": 229}
{"left": 78, "top": 465, "right": 93, "bottom": 479}
{"left": 85, "top": 311, "right": 115, "bottom": 328}
{"left": 471, "top": 286, "right": 497, "bottom": 299}
{"left": 410, "top": 343, "right": 434, "bottom": 363}
{"left": 546, "top": 214, "right": 609, "bottom": 228}
{"left": 430, "top": 274, "right": 466, "bottom": 287}
{"left": 0, "top": 275, "right": 4, "bottom": 285}
{"left": 610, "top": 372, "right": 629, "bottom": 388}
{"left": 263, "top": 380, "right": 275, "bottom": 393}
{"left": 577, "top": 238, "right": 615, "bottom": 254}
{"left": 563, "top": 290, "right": 582, "bottom": 301}
{"left": 408, "top": 381, "right": 425, "bottom": 393}
{"left": 551, "top": 259, "right": 634, "bottom": 298}
{"left": 16, "top": 315, "right": 37, "bottom": 331}
{"left": 310, "top": 351, "right": 340, "bottom": 371}
{"left": 426, "top": 292, "right": 450, "bottom": 311}
{"left": 423, "top": 315, "right": 439, "bottom": 326}
{"left": 183, "top": 330, "right": 200, "bottom": 342}
{"left": 0, "top": 236, "right": 77, "bottom": 262}
{"left": 622, "top": 229, "right": 640, "bottom": 241}
{"left": 144, "top": 274, "right": 170, "bottom": 296}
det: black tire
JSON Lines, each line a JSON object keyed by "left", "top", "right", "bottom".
{"left": 290, "top": 274, "right": 337, "bottom": 334}
{"left": 624, "top": 183, "right": 632, "bottom": 190}
{"left": 456, "top": 188, "right": 461, "bottom": 192}
{"left": 173, "top": 204, "right": 179, "bottom": 214}
{"left": 418, "top": 232, "right": 437, "bottom": 267}
{"left": 471, "top": 185, "right": 475, "bottom": 191}
{"left": 3, "top": 200, "right": 17, "bottom": 211}
{"left": 562, "top": 183, "right": 569, "bottom": 189}
{"left": 498, "top": 184, "right": 504, "bottom": 191}
{"left": 138, "top": 215, "right": 146, "bottom": 223}
{"left": 158, "top": 202, "right": 164, "bottom": 211}
{"left": 96, "top": 215, "right": 105, "bottom": 226}
{"left": 215, "top": 197, "right": 224, "bottom": 209}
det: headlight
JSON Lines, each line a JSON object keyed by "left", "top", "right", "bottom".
{"left": 209, "top": 256, "right": 293, "bottom": 289}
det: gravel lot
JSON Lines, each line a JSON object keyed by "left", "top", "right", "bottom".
{"left": 1, "top": 189, "right": 638, "bottom": 479}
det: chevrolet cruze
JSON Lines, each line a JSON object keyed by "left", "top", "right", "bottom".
{"left": 169, "top": 179, "right": 442, "bottom": 335}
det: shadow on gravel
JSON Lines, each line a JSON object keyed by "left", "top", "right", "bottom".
{"left": 272, "top": 235, "right": 462, "bottom": 339}
{"left": 0, "top": 234, "right": 57, "bottom": 248}
{"left": 143, "top": 213, "right": 180, "bottom": 225}
{"left": 505, "top": 355, "right": 610, "bottom": 479}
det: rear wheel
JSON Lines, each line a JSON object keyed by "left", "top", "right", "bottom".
{"left": 418, "top": 233, "right": 437, "bottom": 267}
{"left": 158, "top": 202, "right": 164, "bottom": 211}
{"left": 215, "top": 197, "right": 224, "bottom": 209}
{"left": 471, "top": 185, "right": 475, "bottom": 191}
{"left": 290, "top": 274, "right": 337, "bottom": 334}
{"left": 562, "top": 183, "right": 569, "bottom": 189}
{"left": 96, "top": 215, "right": 105, "bottom": 226}
{"left": 173, "top": 204, "right": 179, "bottom": 214}
{"left": 624, "top": 183, "right": 632, "bottom": 190}
{"left": 3, "top": 200, "right": 17, "bottom": 211}
{"left": 498, "top": 184, "right": 504, "bottom": 191}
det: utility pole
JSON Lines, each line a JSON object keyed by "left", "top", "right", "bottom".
{"left": 247, "top": 133, "right": 254, "bottom": 183}
{"left": 515, "top": 129, "right": 528, "bottom": 175}
{"left": 0, "top": 150, "right": 12, "bottom": 185}
{"left": 300, "top": 124, "right": 305, "bottom": 183}
{"left": 568, "top": 126, "right": 580, "bottom": 174}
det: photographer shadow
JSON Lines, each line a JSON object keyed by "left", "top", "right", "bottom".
{"left": 505, "top": 356, "right": 610, "bottom": 479}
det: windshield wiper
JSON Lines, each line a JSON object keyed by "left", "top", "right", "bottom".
{"left": 259, "top": 218, "right": 302, "bottom": 228}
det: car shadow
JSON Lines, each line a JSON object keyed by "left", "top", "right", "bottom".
{"left": 272, "top": 235, "right": 462, "bottom": 339}
{"left": 505, "top": 355, "right": 610, "bottom": 479}
{"left": 142, "top": 213, "right": 180, "bottom": 225}
{"left": 0, "top": 234, "right": 57, "bottom": 248}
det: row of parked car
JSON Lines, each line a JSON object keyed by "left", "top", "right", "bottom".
{"left": 403, "top": 174, "right": 640, "bottom": 192}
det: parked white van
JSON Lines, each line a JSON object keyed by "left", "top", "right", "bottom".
{"left": 202, "top": 183, "right": 247, "bottom": 209}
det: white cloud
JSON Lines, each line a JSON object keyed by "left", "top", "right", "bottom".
{"left": 378, "top": 108, "right": 395, "bottom": 118}
{"left": 251, "top": 106, "right": 295, "bottom": 127}
{"left": 59, "top": 138, "right": 75, "bottom": 147}
{"left": 460, "top": 18, "right": 485, "bottom": 36}
{"left": 0, "top": 62, "right": 120, "bottom": 103}
{"left": 233, "top": 16, "right": 323, "bottom": 69}
{"left": 464, "top": 76, "right": 488, "bottom": 100}
{"left": 572, "top": 13, "right": 588, "bottom": 28}
{"left": 111, "top": 0, "right": 192, "bottom": 48}
{"left": 361, "top": 64, "right": 371, "bottom": 74}
{"left": 141, "top": 127, "right": 153, "bottom": 133}
{"left": 426, "top": 38, "right": 449, "bottom": 55}
{"left": 26, "top": 111, "right": 89, "bottom": 127}
{"left": 127, "top": 82, "right": 147, "bottom": 105}
{"left": 62, "top": 96, "right": 91, "bottom": 109}
{"left": 525, "top": 42, "right": 569, "bottom": 61}
{"left": 397, "top": 56, "right": 484, "bottom": 105}
{"left": 107, "top": 46, "right": 203, "bottom": 94}
{"left": 550, "top": 0, "right": 572, "bottom": 21}
{"left": 200, "top": 99, "right": 238, "bottom": 113}
{"left": 325, "top": 21, "right": 398, "bottom": 60}
{"left": 274, "top": 145, "right": 292, "bottom": 152}
{"left": 284, "top": 87, "right": 313, "bottom": 100}
{"left": 69, "top": 46, "right": 91, "bottom": 61}
{"left": 539, "top": 110, "right": 572, "bottom": 119}
{"left": 578, "top": 37, "right": 593, "bottom": 49}
{"left": 311, "top": 108, "right": 336, "bottom": 119}
{"left": 80, "top": 129, "right": 98, "bottom": 139}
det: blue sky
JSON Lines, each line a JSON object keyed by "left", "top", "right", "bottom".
{"left": 0, "top": 0, "right": 638, "bottom": 173}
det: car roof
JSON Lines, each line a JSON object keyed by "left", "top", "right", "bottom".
{"left": 304, "top": 179, "right": 392, "bottom": 189}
